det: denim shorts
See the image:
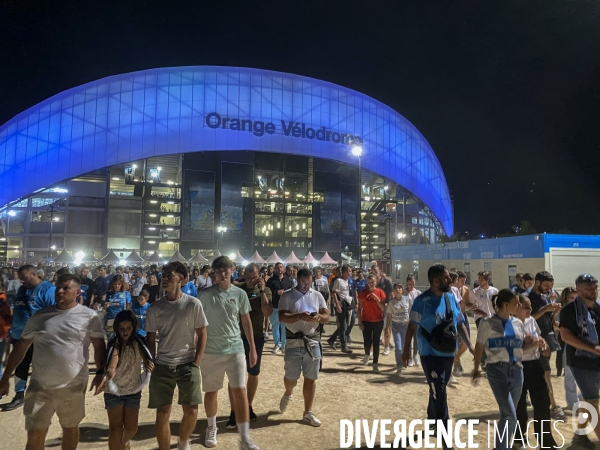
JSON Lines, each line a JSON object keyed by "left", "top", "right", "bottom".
{"left": 104, "top": 392, "right": 142, "bottom": 410}
{"left": 572, "top": 367, "right": 600, "bottom": 401}
{"left": 284, "top": 344, "right": 321, "bottom": 381}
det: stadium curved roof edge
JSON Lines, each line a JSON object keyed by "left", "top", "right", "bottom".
{"left": 0, "top": 66, "right": 453, "bottom": 234}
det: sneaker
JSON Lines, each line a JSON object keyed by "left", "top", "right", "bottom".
{"left": 415, "top": 356, "right": 421, "bottom": 366}
{"left": 369, "top": 351, "right": 373, "bottom": 359}
{"left": 240, "top": 436, "right": 260, "bottom": 450}
{"left": 327, "top": 338, "right": 337, "bottom": 351}
{"left": 450, "top": 375, "right": 459, "bottom": 384}
{"left": 205, "top": 426, "right": 218, "bottom": 448}
{"left": 572, "top": 433, "right": 595, "bottom": 449}
{"left": 226, "top": 411, "right": 237, "bottom": 429}
{"left": 1, "top": 392, "right": 24, "bottom": 411}
{"left": 272, "top": 345, "right": 281, "bottom": 355}
{"left": 453, "top": 365, "right": 463, "bottom": 376}
{"left": 372, "top": 364, "right": 379, "bottom": 373}
{"left": 551, "top": 406, "right": 566, "bottom": 421}
{"left": 279, "top": 393, "right": 292, "bottom": 412}
{"left": 249, "top": 405, "right": 258, "bottom": 422}
{"left": 346, "top": 336, "right": 353, "bottom": 345}
{"left": 303, "top": 410, "right": 322, "bottom": 427}
{"left": 396, "top": 367, "right": 403, "bottom": 376}
{"left": 408, "top": 359, "right": 414, "bottom": 367}
{"left": 177, "top": 438, "right": 191, "bottom": 450}
{"left": 341, "top": 346, "right": 353, "bottom": 354}
{"left": 383, "top": 347, "right": 390, "bottom": 356}
{"left": 263, "top": 331, "right": 269, "bottom": 339}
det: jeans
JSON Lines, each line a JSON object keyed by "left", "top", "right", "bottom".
{"left": 486, "top": 362, "right": 523, "bottom": 450}
{"left": 270, "top": 308, "right": 286, "bottom": 349}
{"left": 362, "top": 321, "right": 384, "bottom": 364}
{"left": 330, "top": 308, "right": 352, "bottom": 348}
{"left": 391, "top": 322, "right": 408, "bottom": 367}
{"left": 516, "top": 360, "right": 557, "bottom": 448}
{"left": 563, "top": 350, "right": 580, "bottom": 407}
{"left": 0, "top": 340, "right": 5, "bottom": 379}
{"left": 420, "top": 355, "right": 454, "bottom": 423}
{"left": 347, "top": 308, "right": 356, "bottom": 339}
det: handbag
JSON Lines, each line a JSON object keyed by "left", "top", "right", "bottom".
{"left": 420, "top": 293, "right": 458, "bottom": 353}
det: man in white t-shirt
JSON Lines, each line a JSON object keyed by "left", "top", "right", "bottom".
{"left": 327, "top": 265, "right": 353, "bottom": 354}
{"left": 0, "top": 273, "right": 106, "bottom": 450}
{"left": 146, "top": 261, "right": 208, "bottom": 450}
{"left": 196, "top": 265, "right": 213, "bottom": 291}
{"left": 465, "top": 271, "right": 498, "bottom": 327}
{"left": 405, "top": 274, "right": 422, "bottom": 367}
{"left": 278, "top": 268, "right": 329, "bottom": 427}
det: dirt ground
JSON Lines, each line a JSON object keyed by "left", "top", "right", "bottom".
{"left": 0, "top": 322, "right": 591, "bottom": 449}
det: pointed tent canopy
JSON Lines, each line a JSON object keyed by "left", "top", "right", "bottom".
{"left": 188, "top": 251, "right": 209, "bottom": 263}
{"left": 144, "top": 251, "right": 163, "bottom": 264}
{"left": 266, "top": 251, "right": 284, "bottom": 263}
{"left": 209, "top": 250, "right": 222, "bottom": 263}
{"left": 302, "top": 252, "right": 318, "bottom": 264}
{"left": 100, "top": 249, "right": 121, "bottom": 263}
{"left": 84, "top": 251, "right": 99, "bottom": 262}
{"left": 52, "top": 249, "right": 75, "bottom": 264}
{"left": 285, "top": 251, "right": 302, "bottom": 264}
{"left": 168, "top": 251, "right": 188, "bottom": 263}
{"left": 248, "top": 251, "right": 266, "bottom": 264}
{"left": 319, "top": 252, "right": 338, "bottom": 265}
{"left": 125, "top": 250, "right": 145, "bottom": 263}
{"left": 231, "top": 251, "right": 246, "bottom": 264}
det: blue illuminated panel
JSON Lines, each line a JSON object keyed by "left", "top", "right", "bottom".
{"left": 0, "top": 66, "right": 453, "bottom": 234}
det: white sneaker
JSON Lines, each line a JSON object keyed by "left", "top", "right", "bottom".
{"left": 279, "top": 393, "right": 292, "bottom": 412}
{"left": 240, "top": 436, "right": 260, "bottom": 450}
{"left": 383, "top": 347, "right": 390, "bottom": 356}
{"left": 177, "top": 438, "right": 191, "bottom": 450}
{"left": 453, "top": 365, "right": 463, "bottom": 376}
{"left": 372, "top": 364, "right": 379, "bottom": 373}
{"left": 415, "top": 356, "right": 421, "bottom": 366}
{"left": 272, "top": 345, "right": 281, "bottom": 354}
{"left": 263, "top": 332, "right": 269, "bottom": 339}
{"left": 408, "top": 359, "right": 414, "bottom": 367}
{"left": 303, "top": 410, "right": 322, "bottom": 427}
{"left": 450, "top": 375, "right": 459, "bottom": 384}
{"left": 362, "top": 354, "right": 369, "bottom": 365}
{"left": 369, "top": 351, "right": 373, "bottom": 359}
{"left": 205, "top": 426, "right": 218, "bottom": 448}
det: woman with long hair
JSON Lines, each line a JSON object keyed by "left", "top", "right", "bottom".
{"left": 142, "top": 273, "right": 160, "bottom": 304}
{"left": 385, "top": 283, "right": 412, "bottom": 376}
{"left": 357, "top": 274, "right": 387, "bottom": 372}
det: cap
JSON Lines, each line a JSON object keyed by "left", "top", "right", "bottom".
{"left": 576, "top": 274, "right": 598, "bottom": 286}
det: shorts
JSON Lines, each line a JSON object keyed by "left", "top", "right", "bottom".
{"left": 24, "top": 382, "right": 86, "bottom": 430}
{"left": 200, "top": 353, "right": 246, "bottom": 392}
{"left": 148, "top": 361, "right": 202, "bottom": 409}
{"left": 539, "top": 354, "right": 551, "bottom": 372}
{"left": 104, "top": 392, "right": 142, "bottom": 410}
{"left": 243, "top": 336, "right": 265, "bottom": 377}
{"left": 572, "top": 367, "right": 600, "bottom": 401}
{"left": 284, "top": 344, "right": 321, "bottom": 381}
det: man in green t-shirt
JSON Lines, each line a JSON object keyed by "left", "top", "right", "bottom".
{"left": 225, "top": 263, "right": 273, "bottom": 429}
{"left": 199, "top": 256, "right": 258, "bottom": 450}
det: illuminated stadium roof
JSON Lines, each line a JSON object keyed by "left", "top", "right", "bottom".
{"left": 0, "top": 66, "right": 453, "bottom": 234}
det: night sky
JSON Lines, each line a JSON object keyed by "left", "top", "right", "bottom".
{"left": 2, "top": 1, "right": 599, "bottom": 236}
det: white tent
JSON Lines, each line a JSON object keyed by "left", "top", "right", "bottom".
{"left": 319, "top": 252, "right": 338, "bottom": 265}
{"left": 125, "top": 250, "right": 145, "bottom": 263}
{"left": 209, "top": 250, "right": 222, "bottom": 263}
{"left": 266, "top": 251, "right": 284, "bottom": 263}
{"left": 52, "top": 249, "right": 75, "bottom": 264}
{"left": 303, "top": 252, "right": 318, "bottom": 264}
{"left": 99, "top": 249, "right": 121, "bottom": 263}
{"left": 231, "top": 251, "right": 246, "bottom": 264}
{"left": 248, "top": 251, "right": 266, "bottom": 264}
{"left": 168, "top": 251, "right": 188, "bottom": 263}
{"left": 188, "top": 251, "right": 209, "bottom": 264}
{"left": 285, "top": 251, "right": 302, "bottom": 264}
{"left": 144, "top": 251, "right": 163, "bottom": 264}
{"left": 84, "top": 251, "right": 99, "bottom": 263}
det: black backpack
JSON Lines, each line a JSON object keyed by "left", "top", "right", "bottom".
{"left": 420, "top": 293, "right": 457, "bottom": 353}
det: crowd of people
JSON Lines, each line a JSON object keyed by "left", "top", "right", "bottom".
{"left": 0, "top": 260, "right": 599, "bottom": 450}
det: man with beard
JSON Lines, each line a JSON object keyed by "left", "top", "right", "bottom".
{"left": 266, "top": 262, "right": 294, "bottom": 354}
{"left": 401, "top": 265, "right": 473, "bottom": 444}
{"left": 77, "top": 265, "right": 95, "bottom": 307}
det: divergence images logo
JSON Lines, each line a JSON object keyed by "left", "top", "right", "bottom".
{"left": 572, "top": 401, "right": 599, "bottom": 436}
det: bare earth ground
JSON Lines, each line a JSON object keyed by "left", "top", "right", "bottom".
{"left": 0, "top": 322, "right": 591, "bottom": 449}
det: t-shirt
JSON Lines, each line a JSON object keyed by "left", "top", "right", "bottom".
{"left": 529, "top": 291, "right": 554, "bottom": 335}
{"left": 79, "top": 278, "right": 95, "bottom": 307}
{"left": 105, "top": 291, "right": 131, "bottom": 320}
{"left": 11, "top": 281, "right": 56, "bottom": 340}
{"left": 199, "top": 284, "right": 251, "bottom": 355}
{"left": 406, "top": 289, "right": 422, "bottom": 301}
{"left": 476, "top": 315, "right": 525, "bottom": 366}
{"left": 95, "top": 275, "right": 113, "bottom": 299}
{"left": 522, "top": 316, "right": 542, "bottom": 361}
{"left": 386, "top": 296, "right": 413, "bottom": 324}
{"left": 21, "top": 304, "right": 104, "bottom": 389}
{"left": 278, "top": 288, "right": 326, "bottom": 348}
{"left": 409, "top": 290, "right": 464, "bottom": 357}
{"left": 266, "top": 274, "right": 294, "bottom": 308}
{"left": 132, "top": 302, "right": 151, "bottom": 337}
{"left": 355, "top": 278, "right": 367, "bottom": 294}
{"left": 377, "top": 277, "right": 393, "bottom": 301}
{"left": 131, "top": 276, "right": 147, "bottom": 296}
{"left": 238, "top": 283, "right": 272, "bottom": 339}
{"left": 182, "top": 281, "right": 198, "bottom": 298}
{"left": 470, "top": 286, "right": 498, "bottom": 320}
{"left": 332, "top": 278, "right": 352, "bottom": 304}
{"left": 5, "top": 279, "right": 21, "bottom": 297}
{"left": 145, "top": 293, "right": 208, "bottom": 365}
{"left": 358, "top": 288, "right": 386, "bottom": 322}
{"left": 559, "top": 300, "right": 600, "bottom": 371}
{"left": 196, "top": 275, "right": 212, "bottom": 291}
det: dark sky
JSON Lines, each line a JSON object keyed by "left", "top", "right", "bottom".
{"left": 2, "top": 1, "right": 600, "bottom": 236}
